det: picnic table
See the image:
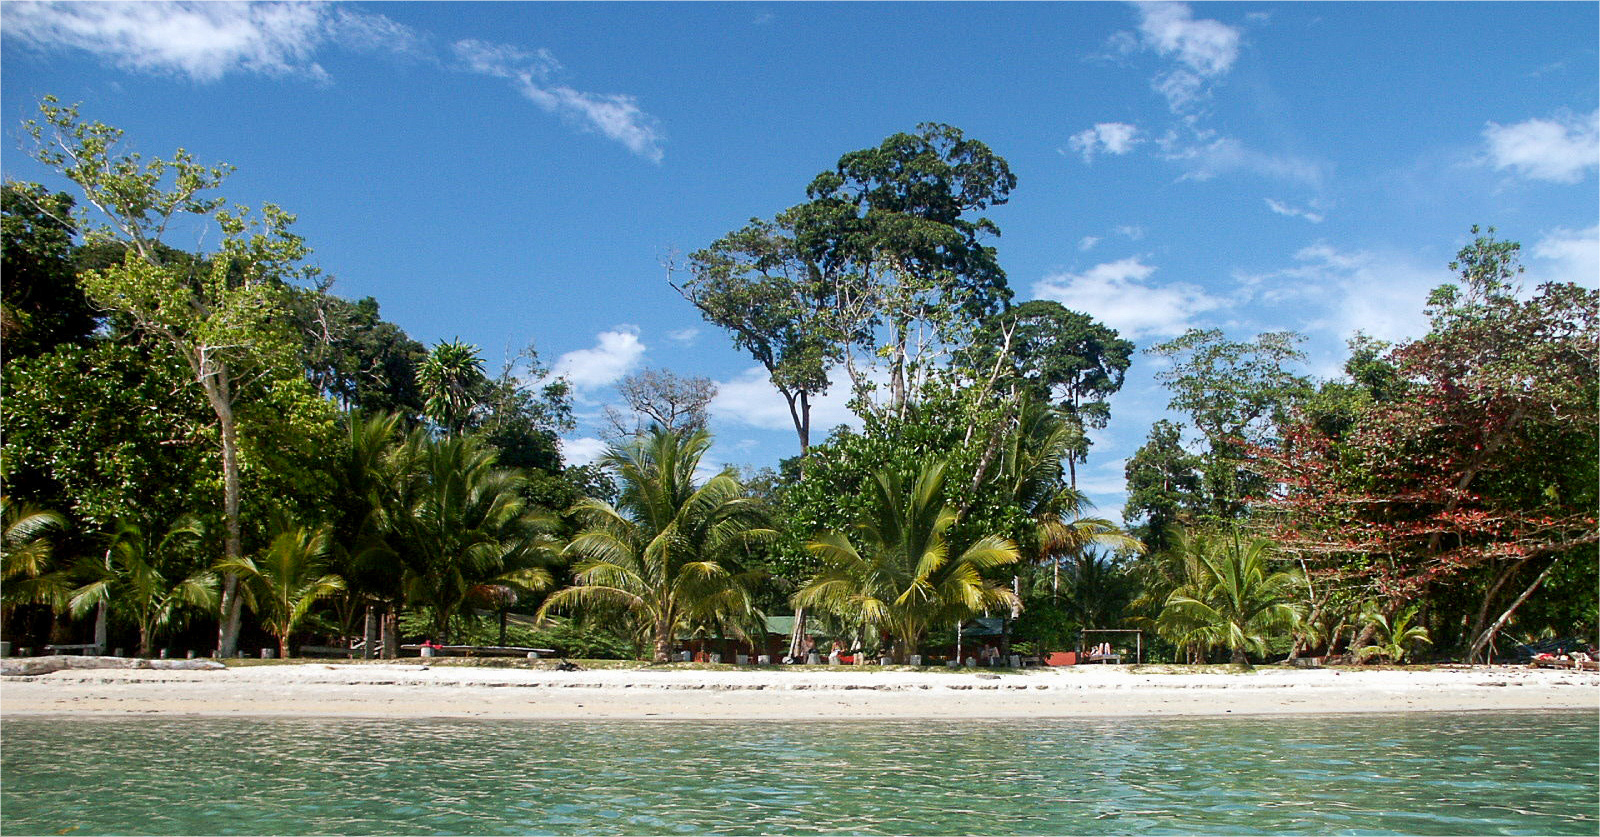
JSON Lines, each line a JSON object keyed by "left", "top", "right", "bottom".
{"left": 400, "top": 644, "right": 557, "bottom": 658}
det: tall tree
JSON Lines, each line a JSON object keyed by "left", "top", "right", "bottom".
{"left": 1257, "top": 228, "right": 1598, "bottom": 660}
{"left": 1122, "top": 419, "right": 1204, "bottom": 554}
{"left": 290, "top": 290, "right": 426, "bottom": 418}
{"left": 604, "top": 367, "right": 717, "bottom": 440}
{"left": 1148, "top": 328, "right": 1309, "bottom": 520}
{"left": 802, "top": 123, "right": 1017, "bottom": 417}
{"left": 24, "top": 98, "right": 316, "bottom": 656}
{"left": 540, "top": 428, "right": 774, "bottom": 662}
{"left": 681, "top": 213, "right": 841, "bottom": 452}
{"left": 973, "top": 301, "right": 1133, "bottom": 485}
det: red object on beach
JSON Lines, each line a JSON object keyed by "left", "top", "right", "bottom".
{"left": 1045, "top": 651, "right": 1077, "bottom": 666}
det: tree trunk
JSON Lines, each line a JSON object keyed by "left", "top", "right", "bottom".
{"left": 653, "top": 616, "right": 673, "bottom": 663}
{"left": 1231, "top": 646, "right": 1249, "bottom": 666}
{"left": 498, "top": 610, "right": 508, "bottom": 646}
{"left": 362, "top": 605, "right": 377, "bottom": 660}
{"left": 1468, "top": 559, "right": 1529, "bottom": 653}
{"left": 1469, "top": 560, "right": 1558, "bottom": 663}
{"left": 381, "top": 606, "right": 398, "bottom": 659}
{"left": 93, "top": 600, "right": 108, "bottom": 655}
{"left": 204, "top": 363, "right": 245, "bottom": 658}
{"left": 138, "top": 623, "right": 153, "bottom": 659}
{"left": 279, "top": 634, "right": 290, "bottom": 660}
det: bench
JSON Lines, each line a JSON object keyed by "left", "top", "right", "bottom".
{"left": 43, "top": 644, "right": 102, "bottom": 656}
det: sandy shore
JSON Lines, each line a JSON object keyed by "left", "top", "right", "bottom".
{"left": 4, "top": 661, "right": 1596, "bottom": 720}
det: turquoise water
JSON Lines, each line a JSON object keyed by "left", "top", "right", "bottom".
{"left": 3, "top": 712, "right": 1595, "bottom": 835}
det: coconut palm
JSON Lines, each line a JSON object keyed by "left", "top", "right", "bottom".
{"left": 69, "top": 517, "right": 218, "bottom": 658}
{"left": 382, "top": 431, "right": 557, "bottom": 641}
{"left": 218, "top": 521, "right": 346, "bottom": 658}
{"left": 540, "top": 427, "right": 773, "bottom": 662}
{"left": 1356, "top": 602, "right": 1431, "bottom": 664}
{"left": 2, "top": 496, "right": 71, "bottom": 613}
{"left": 999, "top": 403, "right": 1143, "bottom": 595}
{"left": 1156, "top": 529, "right": 1302, "bottom": 667}
{"left": 796, "top": 459, "right": 1021, "bottom": 662}
{"left": 417, "top": 339, "right": 488, "bottom": 435}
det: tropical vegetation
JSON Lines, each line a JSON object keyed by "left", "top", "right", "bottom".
{"left": 3, "top": 99, "right": 1593, "bottom": 666}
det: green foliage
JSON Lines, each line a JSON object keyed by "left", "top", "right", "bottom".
{"left": 398, "top": 611, "right": 637, "bottom": 660}
{"left": 218, "top": 519, "right": 345, "bottom": 658}
{"left": 1, "top": 182, "right": 98, "bottom": 356}
{"left": 1122, "top": 419, "right": 1204, "bottom": 554}
{"left": 418, "top": 339, "right": 488, "bottom": 436}
{"left": 69, "top": 516, "right": 219, "bottom": 657}
{"left": 2, "top": 497, "right": 71, "bottom": 611}
{"left": 795, "top": 459, "right": 1020, "bottom": 661}
{"left": 1155, "top": 530, "right": 1304, "bottom": 666}
{"left": 290, "top": 290, "right": 426, "bottom": 418}
{"left": 541, "top": 428, "right": 774, "bottom": 662}
{"left": 1355, "top": 603, "right": 1431, "bottom": 664}
{"left": 378, "top": 431, "right": 559, "bottom": 641}
{"left": 2, "top": 340, "right": 214, "bottom": 530}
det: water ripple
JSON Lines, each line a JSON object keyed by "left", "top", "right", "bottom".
{"left": 3, "top": 712, "right": 1594, "bottom": 835}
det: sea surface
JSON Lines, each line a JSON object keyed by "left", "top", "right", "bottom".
{"left": 3, "top": 711, "right": 1595, "bottom": 835}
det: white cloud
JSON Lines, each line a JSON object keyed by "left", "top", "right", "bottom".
{"left": 1134, "top": 2, "right": 1241, "bottom": 77}
{"left": 1152, "top": 68, "right": 1207, "bottom": 112}
{"left": 1530, "top": 225, "right": 1599, "bottom": 288}
{"left": 452, "top": 38, "right": 665, "bottom": 163}
{"left": 551, "top": 327, "right": 646, "bottom": 390}
{"left": 1483, "top": 110, "right": 1599, "bottom": 184}
{"left": 710, "top": 366, "right": 861, "bottom": 436}
{"left": 1268, "top": 244, "right": 1440, "bottom": 347}
{"left": 1165, "top": 136, "right": 1327, "bottom": 187}
{"left": 2, "top": 0, "right": 337, "bottom": 82}
{"left": 559, "top": 436, "right": 609, "bottom": 468}
{"left": 1116, "top": 225, "right": 1146, "bottom": 241}
{"left": 1264, "top": 198, "right": 1324, "bottom": 223}
{"left": 1079, "top": 236, "right": 1102, "bottom": 251}
{"left": 1031, "top": 257, "right": 1221, "bottom": 338}
{"left": 666, "top": 328, "right": 701, "bottom": 346}
{"left": 1066, "top": 122, "right": 1142, "bottom": 162}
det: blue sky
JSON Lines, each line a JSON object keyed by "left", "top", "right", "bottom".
{"left": 4, "top": 1, "right": 1596, "bottom": 519}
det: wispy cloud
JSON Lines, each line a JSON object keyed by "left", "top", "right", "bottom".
{"left": 1162, "top": 135, "right": 1328, "bottom": 188}
{"left": 558, "top": 436, "right": 609, "bottom": 468}
{"left": 1264, "top": 198, "right": 1324, "bottom": 223}
{"left": 666, "top": 328, "right": 701, "bottom": 346}
{"left": 1031, "top": 257, "right": 1222, "bottom": 338}
{"left": 1066, "top": 122, "right": 1142, "bottom": 162}
{"left": 3, "top": 1, "right": 665, "bottom": 162}
{"left": 1079, "top": 236, "right": 1102, "bottom": 252}
{"left": 1482, "top": 109, "right": 1599, "bottom": 184}
{"left": 1530, "top": 224, "right": 1599, "bottom": 288}
{"left": 451, "top": 38, "right": 665, "bottom": 163}
{"left": 1131, "top": 1, "right": 1241, "bottom": 113}
{"left": 2, "top": 0, "right": 345, "bottom": 82}
{"left": 551, "top": 327, "right": 647, "bottom": 390}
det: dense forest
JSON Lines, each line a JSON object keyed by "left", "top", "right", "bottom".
{"left": 4, "top": 99, "right": 1595, "bottom": 665}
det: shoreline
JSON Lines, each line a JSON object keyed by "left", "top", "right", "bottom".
{"left": 4, "top": 661, "right": 1596, "bottom": 720}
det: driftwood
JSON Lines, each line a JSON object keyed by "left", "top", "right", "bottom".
{"left": 2, "top": 655, "right": 227, "bottom": 676}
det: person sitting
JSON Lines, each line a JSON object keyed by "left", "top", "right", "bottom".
{"left": 980, "top": 643, "right": 1000, "bottom": 666}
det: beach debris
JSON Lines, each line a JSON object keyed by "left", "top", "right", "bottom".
{"left": 1, "top": 655, "right": 225, "bottom": 676}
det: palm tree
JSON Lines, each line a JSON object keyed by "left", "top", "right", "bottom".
{"left": 218, "top": 521, "right": 346, "bottom": 658}
{"left": 1156, "top": 529, "right": 1302, "bottom": 667}
{"left": 540, "top": 427, "right": 773, "bottom": 662}
{"left": 999, "top": 403, "right": 1143, "bottom": 597}
{"left": 796, "top": 459, "right": 1020, "bottom": 662}
{"left": 69, "top": 517, "right": 218, "bottom": 658}
{"left": 417, "top": 339, "right": 487, "bottom": 435}
{"left": 1356, "top": 602, "right": 1431, "bottom": 664}
{"left": 2, "top": 497, "right": 72, "bottom": 614}
{"left": 382, "top": 431, "right": 556, "bottom": 641}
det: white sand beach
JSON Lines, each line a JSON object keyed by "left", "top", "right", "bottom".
{"left": 4, "top": 660, "right": 1596, "bottom": 720}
